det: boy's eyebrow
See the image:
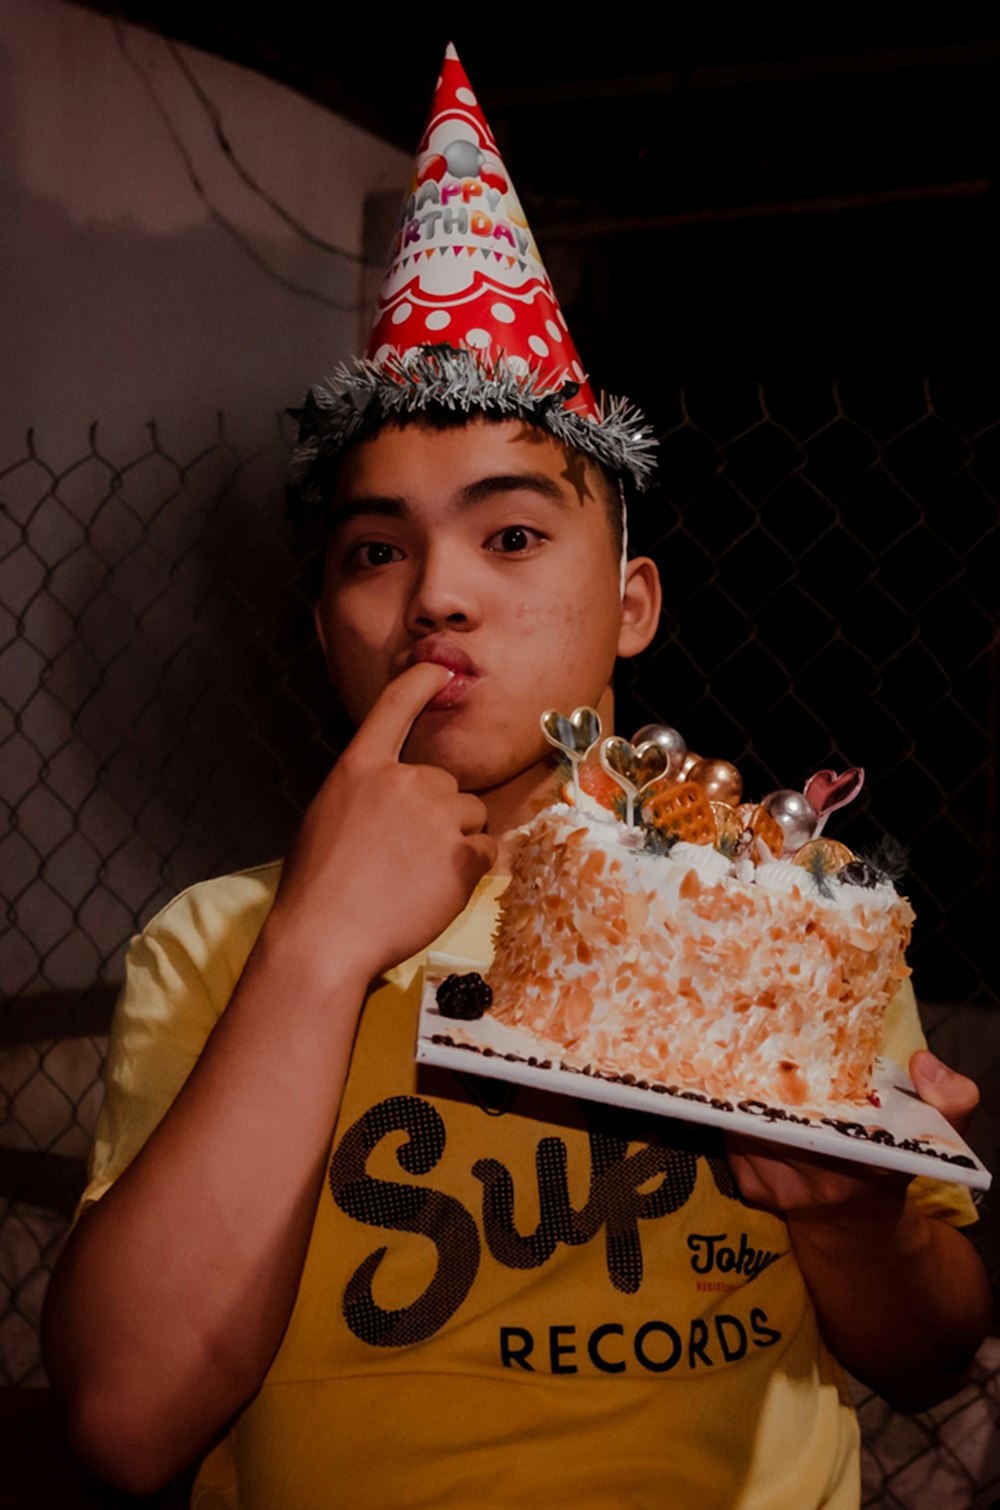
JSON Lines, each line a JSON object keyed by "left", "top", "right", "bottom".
{"left": 329, "top": 471, "right": 572, "bottom": 529}
{"left": 459, "top": 471, "right": 570, "bottom": 507}
{"left": 328, "top": 496, "right": 406, "bottom": 531}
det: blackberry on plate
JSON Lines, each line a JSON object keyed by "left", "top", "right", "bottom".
{"left": 436, "top": 972, "right": 493, "bottom": 1020}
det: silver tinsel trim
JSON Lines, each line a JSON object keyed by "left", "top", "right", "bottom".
{"left": 287, "top": 346, "right": 657, "bottom": 509}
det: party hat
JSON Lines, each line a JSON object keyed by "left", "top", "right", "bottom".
{"left": 289, "top": 45, "right": 655, "bottom": 507}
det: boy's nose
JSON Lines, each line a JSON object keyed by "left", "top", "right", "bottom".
{"left": 405, "top": 549, "right": 481, "bottom": 632}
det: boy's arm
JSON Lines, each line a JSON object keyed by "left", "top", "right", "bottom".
{"left": 728, "top": 1051, "right": 993, "bottom": 1412}
{"left": 42, "top": 662, "right": 496, "bottom": 1495}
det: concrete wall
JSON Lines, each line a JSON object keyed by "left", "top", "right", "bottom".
{"left": 0, "top": 0, "right": 409, "bottom": 1386}
{"left": 0, "top": 0, "right": 409, "bottom": 466}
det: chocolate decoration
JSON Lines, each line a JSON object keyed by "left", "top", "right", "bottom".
{"left": 838, "top": 860, "right": 881, "bottom": 890}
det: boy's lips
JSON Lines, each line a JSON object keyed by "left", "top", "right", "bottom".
{"left": 409, "top": 639, "right": 481, "bottom": 709}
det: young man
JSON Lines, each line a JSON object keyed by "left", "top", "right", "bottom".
{"left": 44, "top": 48, "right": 989, "bottom": 1508}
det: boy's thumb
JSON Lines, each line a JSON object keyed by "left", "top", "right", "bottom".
{"left": 909, "top": 1050, "right": 979, "bottom": 1136}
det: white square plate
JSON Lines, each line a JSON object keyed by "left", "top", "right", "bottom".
{"left": 417, "top": 952, "right": 991, "bottom": 1192}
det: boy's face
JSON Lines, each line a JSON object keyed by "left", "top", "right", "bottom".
{"left": 316, "top": 417, "right": 658, "bottom": 795}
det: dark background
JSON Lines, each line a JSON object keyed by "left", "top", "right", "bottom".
{"left": 3, "top": 22, "right": 997, "bottom": 1477}
{"left": 73, "top": 13, "right": 1000, "bottom": 382}
{"left": 51, "top": 11, "right": 999, "bottom": 1011}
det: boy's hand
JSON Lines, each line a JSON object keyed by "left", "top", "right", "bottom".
{"left": 43, "top": 660, "right": 496, "bottom": 1495}
{"left": 725, "top": 1053, "right": 989, "bottom": 1410}
{"left": 268, "top": 662, "right": 497, "bottom": 982}
{"left": 908, "top": 1049, "right": 979, "bottom": 1134}
{"left": 726, "top": 1050, "right": 979, "bottom": 1226}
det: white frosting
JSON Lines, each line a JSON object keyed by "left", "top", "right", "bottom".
{"left": 561, "top": 783, "right": 611, "bottom": 820}
{"left": 753, "top": 858, "right": 808, "bottom": 897}
{"left": 552, "top": 801, "right": 903, "bottom": 918}
{"left": 832, "top": 875, "right": 900, "bottom": 914}
{"left": 667, "top": 841, "right": 733, "bottom": 885}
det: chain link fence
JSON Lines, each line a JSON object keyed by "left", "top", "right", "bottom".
{"left": 2, "top": 379, "right": 998, "bottom": 1503}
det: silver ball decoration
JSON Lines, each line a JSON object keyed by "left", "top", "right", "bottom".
{"left": 761, "top": 790, "right": 819, "bottom": 853}
{"left": 631, "top": 724, "right": 687, "bottom": 780}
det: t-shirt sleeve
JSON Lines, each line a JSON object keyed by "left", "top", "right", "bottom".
{"left": 78, "top": 866, "right": 280, "bottom": 1217}
{"left": 878, "top": 978, "right": 979, "bottom": 1229}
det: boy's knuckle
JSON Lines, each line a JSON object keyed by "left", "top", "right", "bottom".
{"left": 336, "top": 748, "right": 365, "bottom": 781}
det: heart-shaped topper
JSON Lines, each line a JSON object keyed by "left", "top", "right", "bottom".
{"left": 540, "top": 707, "right": 602, "bottom": 762}
{"left": 600, "top": 736, "right": 669, "bottom": 824}
{"left": 632, "top": 723, "right": 687, "bottom": 781}
{"left": 803, "top": 767, "right": 865, "bottom": 828}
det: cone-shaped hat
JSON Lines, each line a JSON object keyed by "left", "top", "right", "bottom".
{"left": 369, "top": 45, "right": 598, "bottom": 416}
{"left": 289, "top": 45, "right": 655, "bottom": 508}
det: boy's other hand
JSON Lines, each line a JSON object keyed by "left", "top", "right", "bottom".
{"left": 725, "top": 1133, "right": 908, "bottom": 1234}
{"left": 908, "top": 1049, "right": 979, "bottom": 1136}
{"left": 726, "top": 1050, "right": 979, "bottom": 1228}
{"left": 268, "top": 662, "right": 497, "bottom": 982}
{"left": 725, "top": 1053, "right": 989, "bottom": 1410}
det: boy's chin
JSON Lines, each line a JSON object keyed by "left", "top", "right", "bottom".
{"left": 400, "top": 726, "right": 548, "bottom": 795}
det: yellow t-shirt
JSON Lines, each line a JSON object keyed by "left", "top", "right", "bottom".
{"left": 82, "top": 864, "right": 975, "bottom": 1510}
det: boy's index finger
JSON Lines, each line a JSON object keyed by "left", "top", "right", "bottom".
{"left": 352, "top": 662, "right": 454, "bottom": 762}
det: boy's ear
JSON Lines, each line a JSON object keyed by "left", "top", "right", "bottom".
{"left": 617, "top": 556, "right": 662, "bottom": 659}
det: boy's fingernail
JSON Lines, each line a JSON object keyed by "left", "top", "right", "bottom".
{"left": 919, "top": 1051, "right": 949, "bottom": 1083}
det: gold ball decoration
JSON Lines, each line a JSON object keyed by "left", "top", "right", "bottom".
{"left": 688, "top": 757, "right": 743, "bottom": 806}
{"left": 679, "top": 750, "right": 703, "bottom": 781}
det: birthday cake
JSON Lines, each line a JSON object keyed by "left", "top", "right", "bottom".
{"left": 483, "top": 716, "right": 914, "bottom": 1109}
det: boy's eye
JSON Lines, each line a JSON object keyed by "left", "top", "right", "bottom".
{"left": 348, "top": 541, "right": 404, "bottom": 568}
{"left": 486, "top": 526, "right": 544, "bottom": 554}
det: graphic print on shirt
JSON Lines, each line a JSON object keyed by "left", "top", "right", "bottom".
{"left": 328, "top": 1091, "right": 788, "bottom": 1371}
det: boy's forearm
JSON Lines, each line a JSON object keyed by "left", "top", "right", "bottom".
{"left": 43, "top": 920, "right": 373, "bottom": 1495}
{"left": 43, "top": 663, "right": 495, "bottom": 1494}
{"left": 729, "top": 1051, "right": 992, "bottom": 1411}
{"left": 789, "top": 1195, "right": 993, "bottom": 1411}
